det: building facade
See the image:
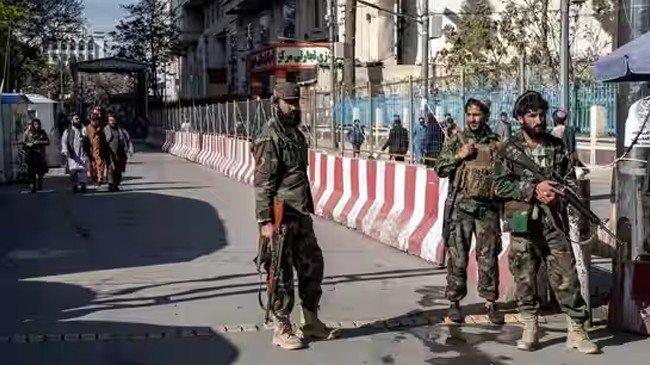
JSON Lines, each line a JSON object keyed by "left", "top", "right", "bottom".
{"left": 45, "top": 26, "right": 108, "bottom": 65}
{"left": 299, "top": 0, "right": 614, "bottom": 85}
{"left": 174, "top": 0, "right": 332, "bottom": 100}
{"left": 173, "top": 0, "right": 615, "bottom": 98}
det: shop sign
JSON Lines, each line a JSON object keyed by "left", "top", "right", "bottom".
{"left": 249, "top": 48, "right": 276, "bottom": 72}
{"left": 276, "top": 46, "right": 330, "bottom": 67}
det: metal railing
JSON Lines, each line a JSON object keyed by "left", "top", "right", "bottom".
{"left": 149, "top": 78, "right": 617, "bottom": 164}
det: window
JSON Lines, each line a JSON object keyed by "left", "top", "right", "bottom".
{"left": 314, "top": 0, "right": 322, "bottom": 29}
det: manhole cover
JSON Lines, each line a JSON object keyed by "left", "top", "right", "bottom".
{"left": 5, "top": 249, "right": 78, "bottom": 260}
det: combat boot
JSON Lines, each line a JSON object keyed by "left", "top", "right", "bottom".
{"left": 447, "top": 302, "right": 464, "bottom": 323}
{"left": 516, "top": 311, "right": 539, "bottom": 351}
{"left": 485, "top": 301, "right": 505, "bottom": 325}
{"left": 298, "top": 307, "right": 340, "bottom": 340}
{"left": 566, "top": 317, "right": 599, "bottom": 354}
{"left": 272, "top": 316, "right": 305, "bottom": 350}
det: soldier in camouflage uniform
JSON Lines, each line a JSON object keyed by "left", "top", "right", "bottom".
{"left": 493, "top": 90, "right": 598, "bottom": 354}
{"left": 253, "top": 82, "right": 338, "bottom": 350}
{"left": 435, "top": 98, "right": 505, "bottom": 325}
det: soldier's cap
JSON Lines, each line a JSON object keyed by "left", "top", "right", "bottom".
{"left": 513, "top": 90, "right": 548, "bottom": 118}
{"left": 466, "top": 96, "right": 491, "bottom": 112}
{"left": 475, "top": 96, "right": 492, "bottom": 109}
{"left": 274, "top": 82, "right": 300, "bottom": 100}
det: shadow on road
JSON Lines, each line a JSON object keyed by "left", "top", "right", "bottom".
{"left": 44, "top": 268, "right": 444, "bottom": 316}
{"left": 0, "top": 172, "right": 239, "bottom": 364}
{"left": 333, "top": 278, "right": 649, "bottom": 364}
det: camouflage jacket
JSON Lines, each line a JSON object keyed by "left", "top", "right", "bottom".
{"left": 435, "top": 125, "right": 500, "bottom": 213}
{"left": 253, "top": 119, "right": 314, "bottom": 224}
{"left": 493, "top": 132, "right": 573, "bottom": 231}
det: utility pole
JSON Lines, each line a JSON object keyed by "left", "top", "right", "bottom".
{"left": 327, "top": 0, "right": 338, "bottom": 149}
{"left": 60, "top": 61, "right": 64, "bottom": 101}
{"left": 421, "top": 0, "right": 429, "bottom": 109}
{"left": 343, "top": 0, "right": 356, "bottom": 98}
{"left": 560, "top": 0, "right": 570, "bottom": 112}
{"left": 518, "top": 50, "right": 526, "bottom": 94}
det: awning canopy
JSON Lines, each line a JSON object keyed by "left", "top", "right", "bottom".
{"left": 25, "top": 94, "right": 57, "bottom": 104}
{"left": 593, "top": 30, "right": 650, "bottom": 82}
{"left": 74, "top": 57, "right": 149, "bottom": 74}
{"left": 1, "top": 93, "right": 30, "bottom": 104}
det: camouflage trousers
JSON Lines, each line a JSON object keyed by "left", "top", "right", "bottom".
{"left": 509, "top": 211, "right": 589, "bottom": 322}
{"left": 445, "top": 207, "right": 501, "bottom": 302}
{"left": 269, "top": 214, "right": 325, "bottom": 317}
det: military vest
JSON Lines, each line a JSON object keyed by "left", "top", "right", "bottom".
{"left": 457, "top": 140, "right": 497, "bottom": 200}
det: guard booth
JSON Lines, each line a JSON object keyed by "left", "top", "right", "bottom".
{"left": 594, "top": 29, "right": 650, "bottom": 335}
{"left": 71, "top": 57, "right": 150, "bottom": 134}
{"left": 0, "top": 93, "right": 30, "bottom": 183}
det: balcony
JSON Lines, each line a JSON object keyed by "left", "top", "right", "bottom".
{"left": 225, "top": 0, "right": 271, "bottom": 15}
{"left": 177, "top": 0, "right": 210, "bottom": 8}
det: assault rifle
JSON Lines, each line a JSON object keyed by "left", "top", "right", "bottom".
{"left": 254, "top": 197, "right": 286, "bottom": 324}
{"left": 442, "top": 130, "right": 470, "bottom": 243}
{"left": 495, "top": 140, "right": 623, "bottom": 246}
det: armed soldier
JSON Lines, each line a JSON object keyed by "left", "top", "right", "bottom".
{"left": 493, "top": 90, "right": 598, "bottom": 354}
{"left": 252, "top": 82, "right": 338, "bottom": 350}
{"left": 435, "top": 98, "right": 505, "bottom": 325}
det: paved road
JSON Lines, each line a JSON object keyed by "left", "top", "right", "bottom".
{"left": 0, "top": 145, "right": 646, "bottom": 365}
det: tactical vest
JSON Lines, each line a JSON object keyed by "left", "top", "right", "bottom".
{"left": 457, "top": 141, "right": 497, "bottom": 200}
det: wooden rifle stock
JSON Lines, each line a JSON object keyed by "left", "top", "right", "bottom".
{"left": 273, "top": 196, "right": 284, "bottom": 232}
{"left": 261, "top": 197, "right": 285, "bottom": 324}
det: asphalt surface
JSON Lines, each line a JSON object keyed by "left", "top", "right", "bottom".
{"left": 0, "top": 144, "right": 646, "bottom": 365}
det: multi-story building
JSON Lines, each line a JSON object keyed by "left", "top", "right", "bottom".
{"left": 298, "top": 0, "right": 614, "bottom": 86}
{"left": 175, "top": 0, "right": 332, "bottom": 99}
{"left": 45, "top": 26, "right": 108, "bottom": 65}
{"left": 174, "top": 0, "right": 614, "bottom": 98}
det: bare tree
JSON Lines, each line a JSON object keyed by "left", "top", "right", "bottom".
{"left": 110, "top": 0, "right": 179, "bottom": 98}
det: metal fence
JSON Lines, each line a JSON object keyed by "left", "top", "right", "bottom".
{"left": 330, "top": 79, "right": 617, "bottom": 136}
{"left": 149, "top": 79, "right": 617, "bottom": 163}
{"left": 149, "top": 98, "right": 275, "bottom": 140}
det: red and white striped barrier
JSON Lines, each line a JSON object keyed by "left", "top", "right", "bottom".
{"left": 210, "top": 135, "right": 226, "bottom": 171}
{"left": 162, "top": 130, "right": 175, "bottom": 152}
{"left": 308, "top": 150, "right": 515, "bottom": 299}
{"left": 196, "top": 134, "right": 212, "bottom": 166}
{"left": 163, "top": 132, "right": 517, "bottom": 299}
{"left": 168, "top": 131, "right": 186, "bottom": 157}
{"left": 187, "top": 133, "right": 202, "bottom": 162}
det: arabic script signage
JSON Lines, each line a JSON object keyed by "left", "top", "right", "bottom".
{"left": 276, "top": 46, "right": 330, "bottom": 67}
{"left": 249, "top": 47, "right": 276, "bottom": 73}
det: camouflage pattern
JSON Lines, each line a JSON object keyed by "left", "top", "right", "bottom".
{"left": 435, "top": 126, "right": 501, "bottom": 212}
{"left": 268, "top": 214, "right": 324, "bottom": 316}
{"left": 253, "top": 118, "right": 323, "bottom": 317}
{"left": 493, "top": 131, "right": 589, "bottom": 322}
{"left": 434, "top": 125, "right": 502, "bottom": 302}
{"left": 253, "top": 119, "right": 314, "bottom": 223}
{"left": 444, "top": 207, "right": 501, "bottom": 302}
